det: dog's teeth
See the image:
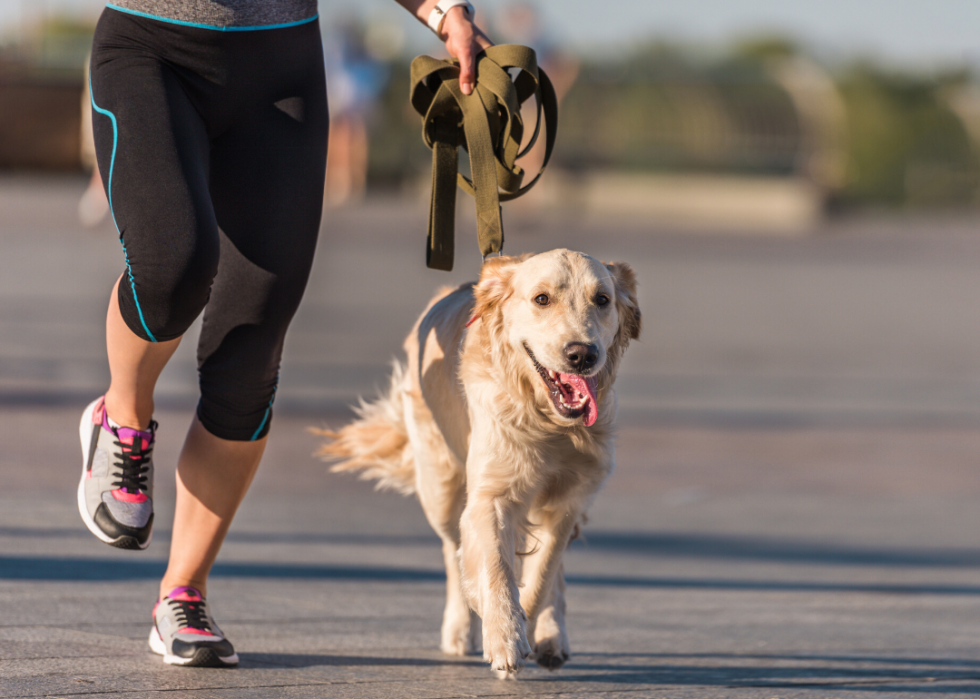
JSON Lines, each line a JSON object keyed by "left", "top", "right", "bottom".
{"left": 548, "top": 369, "right": 557, "bottom": 380}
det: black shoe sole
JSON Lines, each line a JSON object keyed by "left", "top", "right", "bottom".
{"left": 108, "top": 536, "right": 144, "bottom": 550}
{"left": 182, "top": 648, "right": 238, "bottom": 668}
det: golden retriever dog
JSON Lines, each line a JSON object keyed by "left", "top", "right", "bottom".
{"left": 318, "top": 249, "right": 640, "bottom": 677}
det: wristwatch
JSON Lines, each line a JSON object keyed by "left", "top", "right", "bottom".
{"left": 427, "top": 0, "right": 475, "bottom": 36}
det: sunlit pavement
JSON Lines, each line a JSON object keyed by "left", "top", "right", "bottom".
{"left": 1, "top": 175, "right": 979, "bottom": 697}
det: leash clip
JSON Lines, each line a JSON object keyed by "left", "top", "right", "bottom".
{"left": 482, "top": 249, "right": 504, "bottom": 264}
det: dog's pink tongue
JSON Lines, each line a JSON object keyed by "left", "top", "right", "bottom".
{"left": 560, "top": 373, "right": 599, "bottom": 427}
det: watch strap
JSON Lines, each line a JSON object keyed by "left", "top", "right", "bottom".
{"left": 427, "top": 0, "right": 474, "bottom": 35}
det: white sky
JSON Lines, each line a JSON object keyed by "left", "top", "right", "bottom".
{"left": 2, "top": 0, "right": 977, "bottom": 68}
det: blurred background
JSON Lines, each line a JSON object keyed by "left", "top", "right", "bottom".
{"left": 4, "top": 0, "right": 980, "bottom": 418}
{"left": 1, "top": 0, "right": 979, "bottom": 221}
{"left": 3, "top": 2, "right": 980, "bottom": 693}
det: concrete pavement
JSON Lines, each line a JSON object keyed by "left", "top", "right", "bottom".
{"left": 1, "top": 174, "right": 979, "bottom": 697}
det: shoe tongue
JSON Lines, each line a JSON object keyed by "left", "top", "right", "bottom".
{"left": 557, "top": 373, "right": 599, "bottom": 427}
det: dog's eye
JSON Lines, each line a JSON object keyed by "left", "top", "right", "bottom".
{"left": 534, "top": 294, "right": 550, "bottom": 306}
{"left": 596, "top": 294, "right": 610, "bottom": 307}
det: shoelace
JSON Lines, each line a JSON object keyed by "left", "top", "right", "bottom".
{"left": 111, "top": 421, "right": 156, "bottom": 494}
{"left": 170, "top": 597, "right": 213, "bottom": 633}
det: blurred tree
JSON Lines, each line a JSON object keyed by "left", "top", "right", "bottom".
{"left": 358, "top": 35, "right": 979, "bottom": 209}
{"left": 838, "top": 64, "right": 978, "bottom": 206}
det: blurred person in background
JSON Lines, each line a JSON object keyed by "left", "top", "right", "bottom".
{"left": 495, "top": 1, "right": 578, "bottom": 181}
{"left": 323, "top": 17, "right": 391, "bottom": 206}
{"left": 77, "top": 54, "right": 109, "bottom": 228}
{"left": 76, "top": 0, "right": 489, "bottom": 668}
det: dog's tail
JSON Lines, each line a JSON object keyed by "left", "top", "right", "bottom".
{"left": 313, "top": 360, "right": 417, "bottom": 496}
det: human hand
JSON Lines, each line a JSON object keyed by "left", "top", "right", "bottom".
{"left": 438, "top": 7, "right": 493, "bottom": 95}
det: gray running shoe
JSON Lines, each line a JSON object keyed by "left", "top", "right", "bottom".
{"left": 76, "top": 396, "right": 155, "bottom": 550}
{"left": 149, "top": 587, "right": 239, "bottom": 667}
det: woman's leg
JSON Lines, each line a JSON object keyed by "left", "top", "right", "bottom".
{"left": 107, "top": 267, "right": 265, "bottom": 599}
{"left": 159, "top": 418, "right": 266, "bottom": 599}
{"left": 103, "top": 276, "right": 182, "bottom": 431}
{"left": 156, "top": 19, "right": 327, "bottom": 598}
{"left": 84, "top": 27, "right": 219, "bottom": 550}
{"left": 97, "top": 284, "right": 264, "bottom": 579}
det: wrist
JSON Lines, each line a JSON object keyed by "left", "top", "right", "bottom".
{"left": 425, "top": 0, "right": 474, "bottom": 36}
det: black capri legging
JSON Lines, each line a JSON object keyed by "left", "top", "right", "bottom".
{"left": 90, "top": 7, "right": 328, "bottom": 441}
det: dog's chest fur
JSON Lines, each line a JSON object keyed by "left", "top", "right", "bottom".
{"left": 413, "top": 290, "right": 616, "bottom": 502}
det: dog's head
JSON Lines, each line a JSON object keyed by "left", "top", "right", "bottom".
{"left": 471, "top": 249, "right": 641, "bottom": 427}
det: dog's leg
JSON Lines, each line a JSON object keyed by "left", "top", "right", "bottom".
{"left": 459, "top": 490, "right": 531, "bottom": 676}
{"left": 518, "top": 508, "right": 578, "bottom": 669}
{"left": 526, "top": 563, "right": 569, "bottom": 670}
{"left": 441, "top": 538, "right": 482, "bottom": 655}
{"left": 417, "top": 475, "right": 480, "bottom": 656}
{"left": 403, "top": 392, "right": 479, "bottom": 656}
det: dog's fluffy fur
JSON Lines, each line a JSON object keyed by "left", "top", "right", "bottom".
{"left": 317, "top": 249, "right": 640, "bottom": 677}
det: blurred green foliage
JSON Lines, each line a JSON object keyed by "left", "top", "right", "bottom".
{"left": 9, "top": 17, "right": 979, "bottom": 207}
{"left": 556, "top": 44, "right": 800, "bottom": 175}
{"left": 838, "top": 65, "right": 977, "bottom": 206}
{"left": 369, "top": 40, "right": 980, "bottom": 208}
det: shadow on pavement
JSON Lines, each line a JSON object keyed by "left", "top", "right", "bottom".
{"left": 4, "top": 526, "right": 979, "bottom": 567}
{"left": 525, "top": 652, "right": 980, "bottom": 692}
{"left": 573, "top": 531, "right": 980, "bottom": 568}
{"left": 242, "top": 653, "right": 484, "bottom": 669}
{"left": 3, "top": 556, "right": 980, "bottom": 596}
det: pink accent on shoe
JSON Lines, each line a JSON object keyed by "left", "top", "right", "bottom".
{"left": 175, "top": 627, "right": 214, "bottom": 636}
{"left": 167, "top": 586, "right": 203, "bottom": 601}
{"left": 111, "top": 427, "right": 153, "bottom": 450}
{"left": 92, "top": 396, "right": 106, "bottom": 425}
{"left": 112, "top": 488, "right": 148, "bottom": 503}
{"left": 101, "top": 410, "right": 153, "bottom": 450}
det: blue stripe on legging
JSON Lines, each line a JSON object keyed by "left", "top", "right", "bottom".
{"left": 89, "top": 71, "right": 158, "bottom": 343}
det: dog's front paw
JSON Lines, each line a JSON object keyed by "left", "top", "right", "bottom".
{"left": 483, "top": 608, "right": 531, "bottom": 677}
{"left": 531, "top": 608, "right": 570, "bottom": 670}
{"left": 533, "top": 637, "right": 570, "bottom": 670}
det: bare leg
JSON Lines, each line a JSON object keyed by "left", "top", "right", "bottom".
{"left": 101, "top": 273, "right": 265, "bottom": 599}
{"left": 159, "top": 417, "right": 266, "bottom": 599}
{"left": 103, "top": 275, "right": 181, "bottom": 430}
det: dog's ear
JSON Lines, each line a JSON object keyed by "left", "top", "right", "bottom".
{"left": 605, "top": 261, "right": 641, "bottom": 341}
{"left": 473, "top": 255, "right": 521, "bottom": 317}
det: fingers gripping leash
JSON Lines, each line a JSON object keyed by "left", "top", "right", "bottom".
{"left": 410, "top": 45, "right": 559, "bottom": 270}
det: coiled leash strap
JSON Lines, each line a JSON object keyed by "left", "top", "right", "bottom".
{"left": 410, "top": 45, "right": 558, "bottom": 270}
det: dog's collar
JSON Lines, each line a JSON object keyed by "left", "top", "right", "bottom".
{"left": 465, "top": 314, "right": 480, "bottom": 328}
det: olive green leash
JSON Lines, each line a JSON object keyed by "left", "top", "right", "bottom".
{"left": 410, "top": 45, "right": 558, "bottom": 270}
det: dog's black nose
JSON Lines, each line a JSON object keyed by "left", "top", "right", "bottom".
{"left": 564, "top": 342, "right": 599, "bottom": 372}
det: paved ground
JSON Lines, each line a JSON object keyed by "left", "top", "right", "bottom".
{"left": 1, "top": 174, "right": 980, "bottom": 697}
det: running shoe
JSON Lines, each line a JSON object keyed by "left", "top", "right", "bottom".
{"left": 77, "top": 396, "right": 156, "bottom": 550}
{"left": 149, "top": 587, "right": 239, "bottom": 667}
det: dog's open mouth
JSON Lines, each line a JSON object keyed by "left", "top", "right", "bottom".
{"left": 524, "top": 344, "right": 599, "bottom": 426}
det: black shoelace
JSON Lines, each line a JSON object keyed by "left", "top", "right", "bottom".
{"left": 111, "top": 420, "right": 156, "bottom": 494}
{"left": 171, "top": 598, "right": 213, "bottom": 632}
